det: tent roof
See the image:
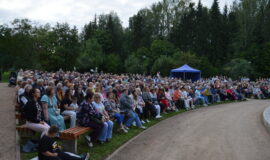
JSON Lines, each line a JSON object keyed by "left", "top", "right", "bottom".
{"left": 171, "top": 64, "right": 201, "bottom": 73}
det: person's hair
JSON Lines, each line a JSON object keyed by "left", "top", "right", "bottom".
{"left": 48, "top": 126, "right": 59, "bottom": 135}
{"left": 85, "top": 91, "right": 94, "bottom": 100}
{"left": 45, "top": 86, "right": 54, "bottom": 96}
{"left": 65, "top": 89, "right": 72, "bottom": 98}
{"left": 24, "top": 84, "right": 32, "bottom": 91}
{"left": 71, "top": 96, "right": 77, "bottom": 101}
{"left": 132, "top": 90, "right": 137, "bottom": 99}
{"left": 121, "top": 88, "right": 128, "bottom": 93}
{"left": 29, "top": 88, "right": 38, "bottom": 100}
{"left": 106, "top": 91, "right": 114, "bottom": 99}
{"left": 93, "top": 93, "right": 101, "bottom": 100}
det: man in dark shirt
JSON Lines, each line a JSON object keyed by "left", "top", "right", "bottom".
{"left": 38, "top": 126, "right": 89, "bottom": 160}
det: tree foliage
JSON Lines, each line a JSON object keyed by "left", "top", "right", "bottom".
{"left": 1, "top": 0, "right": 270, "bottom": 79}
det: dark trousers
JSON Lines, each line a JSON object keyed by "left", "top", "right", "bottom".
{"left": 40, "top": 151, "right": 82, "bottom": 160}
{"left": 174, "top": 99, "right": 185, "bottom": 109}
{"left": 144, "top": 102, "right": 157, "bottom": 118}
{"left": 86, "top": 121, "right": 103, "bottom": 142}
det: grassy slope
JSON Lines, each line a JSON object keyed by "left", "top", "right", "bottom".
{"left": 21, "top": 100, "right": 235, "bottom": 160}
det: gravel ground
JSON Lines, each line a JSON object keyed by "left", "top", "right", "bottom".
{"left": 108, "top": 100, "right": 270, "bottom": 160}
{"left": 0, "top": 83, "right": 16, "bottom": 160}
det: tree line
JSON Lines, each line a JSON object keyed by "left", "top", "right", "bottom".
{"left": 1, "top": 0, "right": 270, "bottom": 79}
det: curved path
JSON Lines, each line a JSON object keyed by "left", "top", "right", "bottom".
{"left": 0, "top": 83, "right": 16, "bottom": 160}
{"left": 108, "top": 100, "right": 270, "bottom": 160}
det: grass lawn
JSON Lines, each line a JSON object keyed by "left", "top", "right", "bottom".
{"left": 1, "top": 71, "right": 10, "bottom": 82}
{"left": 21, "top": 100, "right": 236, "bottom": 160}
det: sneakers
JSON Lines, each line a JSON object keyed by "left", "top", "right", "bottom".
{"left": 132, "top": 121, "right": 136, "bottom": 126}
{"left": 85, "top": 136, "right": 93, "bottom": 148}
{"left": 139, "top": 126, "right": 147, "bottom": 129}
{"left": 121, "top": 128, "right": 128, "bottom": 133}
{"left": 141, "top": 120, "right": 146, "bottom": 124}
{"left": 155, "top": 115, "right": 162, "bottom": 119}
{"left": 146, "top": 119, "right": 151, "bottom": 123}
{"left": 81, "top": 153, "right": 90, "bottom": 160}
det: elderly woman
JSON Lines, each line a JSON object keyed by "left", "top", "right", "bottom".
{"left": 19, "top": 84, "right": 32, "bottom": 107}
{"left": 92, "top": 93, "right": 114, "bottom": 143}
{"left": 130, "top": 88, "right": 146, "bottom": 124}
{"left": 24, "top": 88, "right": 50, "bottom": 137}
{"left": 104, "top": 92, "right": 127, "bottom": 133}
{"left": 41, "top": 86, "right": 65, "bottom": 131}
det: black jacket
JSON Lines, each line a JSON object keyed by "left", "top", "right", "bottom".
{"left": 24, "top": 99, "right": 45, "bottom": 123}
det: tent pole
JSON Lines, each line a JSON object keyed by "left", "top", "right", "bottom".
{"left": 184, "top": 72, "right": 185, "bottom": 81}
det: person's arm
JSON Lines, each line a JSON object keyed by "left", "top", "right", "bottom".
{"left": 64, "top": 103, "right": 75, "bottom": 110}
{"left": 42, "top": 102, "right": 49, "bottom": 121}
{"left": 42, "top": 151, "right": 58, "bottom": 157}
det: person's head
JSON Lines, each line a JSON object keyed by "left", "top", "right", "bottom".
{"left": 144, "top": 86, "right": 150, "bottom": 92}
{"left": 85, "top": 91, "right": 94, "bottom": 102}
{"left": 24, "top": 84, "right": 33, "bottom": 93}
{"left": 150, "top": 88, "right": 156, "bottom": 93}
{"left": 93, "top": 93, "right": 101, "bottom": 103}
{"left": 45, "top": 86, "right": 55, "bottom": 97}
{"left": 37, "top": 79, "right": 44, "bottom": 86}
{"left": 65, "top": 89, "right": 73, "bottom": 98}
{"left": 107, "top": 92, "right": 114, "bottom": 99}
{"left": 135, "top": 88, "right": 141, "bottom": 96}
{"left": 29, "top": 88, "right": 41, "bottom": 100}
{"left": 48, "top": 81, "right": 55, "bottom": 87}
{"left": 132, "top": 89, "right": 137, "bottom": 97}
{"left": 121, "top": 88, "right": 128, "bottom": 95}
{"left": 48, "top": 126, "right": 59, "bottom": 137}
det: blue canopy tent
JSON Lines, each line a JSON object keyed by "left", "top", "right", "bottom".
{"left": 171, "top": 64, "right": 201, "bottom": 82}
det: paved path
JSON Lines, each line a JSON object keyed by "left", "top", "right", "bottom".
{"left": 108, "top": 100, "right": 270, "bottom": 160}
{"left": 0, "top": 83, "right": 16, "bottom": 160}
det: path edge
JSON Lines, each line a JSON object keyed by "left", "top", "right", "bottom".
{"left": 263, "top": 106, "right": 270, "bottom": 133}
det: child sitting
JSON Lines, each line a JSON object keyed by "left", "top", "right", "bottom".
{"left": 38, "top": 126, "right": 89, "bottom": 160}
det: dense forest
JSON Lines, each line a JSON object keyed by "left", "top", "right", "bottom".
{"left": 1, "top": 0, "right": 270, "bottom": 79}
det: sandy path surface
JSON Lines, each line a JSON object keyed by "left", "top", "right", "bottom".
{"left": 0, "top": 83, "right": 16, "bottom": 160}
{"left": 108, "top": 100, "right": 270, "bottom": 160}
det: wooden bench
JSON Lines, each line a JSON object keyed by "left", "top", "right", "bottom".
{"left": 16, "top": 125, "right": 35, "bottom": 138}
{"left": 60, "top": 126, "right": 92, "bottom": 153}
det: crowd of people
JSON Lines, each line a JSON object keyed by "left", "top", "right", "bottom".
{"left": 14, "top": 69, "right": 270, "bottom": 160}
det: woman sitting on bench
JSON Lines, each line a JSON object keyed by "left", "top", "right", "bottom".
{"left": 24, "top": 88, "right": 50, "bottom": 137}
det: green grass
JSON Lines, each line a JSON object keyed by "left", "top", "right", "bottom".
{"left": 20, "top": 100, "right": 237, "bottom": 160}
{"left": 1, "top": 71, "right": 10, "bottom": 82}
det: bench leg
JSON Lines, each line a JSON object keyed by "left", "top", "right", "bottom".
{"left": 62, "top": 139, "right": 77, "bottom": 153}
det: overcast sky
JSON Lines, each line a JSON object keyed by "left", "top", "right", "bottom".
{"left": 0, "top": 0, "right": 233, "bottom": 30}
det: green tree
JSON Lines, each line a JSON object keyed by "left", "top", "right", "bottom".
{"left": 78, "top": 38, "right": 104, "bottom": 71}
{"left": 151, "top": 55, "right": 174, "bottom": 76}
{"left": 224, "top": 58, "right": 253, "bottom": 79}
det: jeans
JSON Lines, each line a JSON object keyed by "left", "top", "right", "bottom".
{"left": 113, "top": 112, "right": 124, "bottom": 124}
{"left": 125, "top": 110, "right": 142, "bottom": 127}
{"left": 61, "top": 110, "right": 76, "bottom": 128}
{"left": 195, "top": 96, "right": 207, "bottom": 105}
{"left": 154, "top": 105, "right": 161, "bottom": 117}
{"left": 99, "top": 120, "right": 114, "bottom": 142}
